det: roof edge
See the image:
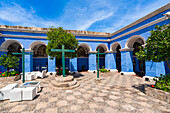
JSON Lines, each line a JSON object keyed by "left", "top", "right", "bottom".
{"left": 0, "top": 25, "right": 110, "bottom": 36}
{"left": 111, "top": 3, "right": 170, "bottom": 36}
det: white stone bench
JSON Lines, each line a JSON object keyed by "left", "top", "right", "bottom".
{"left": 20, "top": 81, "right": 41, "bottom": 93}
{"left": 10, "top": 88, "right": 22, "bottom": 102}
{"left": 31, "top": 70, "right": 46, "bottom": 78}
{"left": 21, "top": 73, "right": 35, "bottom": 81}
{"left": 22, "top": 87, "right": 36, "bottom": 100}
{"left": 10, "top": 87, "right": 37, "bottom": 102}
{"left": 0, "top": 83, "right": 18, "bottom": 100}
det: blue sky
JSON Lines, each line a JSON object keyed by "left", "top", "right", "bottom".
{"left": 0, "top": 0, "right": 169, "bottom": 33}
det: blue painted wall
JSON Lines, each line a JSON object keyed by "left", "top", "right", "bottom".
{"left": 121, "top": 51, "right": 133, "bottom": 72}
{"left": 77, "top": 58, "right": 88, "bottom": 71}
{"left": 0, "top": 52, "right": 7, "bottom": 72}
{"left": 33, "top": 58, "right": 48, "bottom": 71}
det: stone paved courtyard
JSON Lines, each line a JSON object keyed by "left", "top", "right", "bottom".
{"left": 0, "top": 72, "right": 170, "bottom": 113}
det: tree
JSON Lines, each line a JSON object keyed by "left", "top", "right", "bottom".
{"left": 0, "top": 54, "right": 20, "bottom": 69}
{"left": 46, "top": 26, "right": 79, "bottom": 59}
{"left": 135, "top": 24, "right": 170, "bottom": 70}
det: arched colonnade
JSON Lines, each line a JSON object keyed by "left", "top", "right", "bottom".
{"left": 0, "top": 35, "right": 146, "bottom": 76}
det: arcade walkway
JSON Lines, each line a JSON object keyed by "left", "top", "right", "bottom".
{"left": 0, "top": 72, "right": 169, "bottom": 113}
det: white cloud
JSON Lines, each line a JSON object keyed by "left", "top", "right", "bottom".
{"left": 0, "top": 0, "right": 169, "bottom": 33}
{"left": 56, "top": 0, "right": 117, "bottom": 31}
{"left": 0, "top": 2, "right": 58, "bottom": 27}
{"left": 102, "top": 0, "right": 170, "bottom": 33}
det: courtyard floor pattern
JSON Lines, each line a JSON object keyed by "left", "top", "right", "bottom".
{"left": 0, "top": 72, "right": 170, "bottom": 113}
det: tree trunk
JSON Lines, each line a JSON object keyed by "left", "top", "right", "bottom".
{"left": 165, "top": 58, "right": 170, "bottom": 70}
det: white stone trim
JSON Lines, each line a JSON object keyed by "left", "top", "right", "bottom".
{"left": 0, "top": 39, "right": 23, "bottom": 50}
{"left": 0, "top": 48, "right": 8, "bottom": 52}
{"left": 29, "top": 41, "right": 47, "bottom": 50}
{"left": 89, "top": 51, "right": 97, "bottom": 54}
{"left": 110, "top": 42, "right": 121, "bottom": 51}
{"left": 96, "top": 44, "right": 109, "bottom": 51}
{"left": 143, "top": 76, "right": 155, "bottom": 81}
{"left": 79, "top": 43, "right": 92, "bottom": 52}
{"left": 110, "top": 16, "right": 167, "bottom": 41}
{"left": 109, "top": 69, "right": 118, "bottom": 72}
{"left": 88, "top": 70, "right": 97, "bottom": 72}
{"left": 120, "top": 72, "right": 136, "bottom": 76}
{"left": 105, "top": 51, "right": 117, "bottom": 53}
{"left": 24, "top": 49, "right": 33, "bottom": 52}
{"left": 119, "top": 48, "right": 134, "bottom": 51}
{"left": 125, "top": 35, "right": 145, "bottom": 48}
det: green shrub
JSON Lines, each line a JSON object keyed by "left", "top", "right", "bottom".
{"left": 0, "top": 70, "right": 19, "bottom": 77}
{"left": 153, "top": 74, "right": 170, "bottom": 92}
{"left": 99, "top": 68, "right": 110, "bottom": 73}
{"left": 102, "top": 66, "right": 105, "bottom": 69}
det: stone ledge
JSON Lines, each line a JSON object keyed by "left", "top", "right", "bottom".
{"left": 50, "top": 75, "right": 80, "bottom": 90}
{"left": 145, "top": 85, "right": 170, "bottom": 103}
{"left": 0, "top": 25, "right": 110, "bottom": 36}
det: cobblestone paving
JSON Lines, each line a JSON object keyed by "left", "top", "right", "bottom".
{"left": 0, "top": 72, "right": 170, "bottom": 113}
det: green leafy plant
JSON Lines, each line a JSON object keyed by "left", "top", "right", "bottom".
{"left": 0, "top": 70, "right": 19, "bottom": 77}
{"left": 100, "top": 68, "right": 110, "bottom": 73}
{"left": 135, "top": 24, "right": 170, "bottom": 70}
{"left": 46, "top": 26, "right": 79, "bottom": 60}
{"left": 153, "top": 74, "right": 170, "bottom": 92}
{"left": 102, "top": 66, "right": 105, "bottom": 69}
{"left": 0, "top": 54, "right": 20, "bottom": 69}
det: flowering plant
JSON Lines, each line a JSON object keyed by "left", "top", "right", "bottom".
{"left": 153, "top": 74, "right": 170, "bottom": 92}
{"left": 57, "top": 69, "right": 69, "bottom": 75}
{"left": 0, "top": 70, "right": 19, "bottom": 77}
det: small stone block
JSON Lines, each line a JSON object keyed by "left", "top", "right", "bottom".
{"left": 10, "top": 88, "right": 22, "bottom": 102}
{"left": 22, "top": 87, "right": 36, "bottom": 100}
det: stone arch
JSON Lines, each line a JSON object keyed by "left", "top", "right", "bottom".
{"left": 0, "top": 39, "right": 23, "bottom": 50}
{"left": 29, "top": 41, "right": 47, "bottom": 50}
{"left": 110, "top": 42, "right": 121, "bottom": 51}
{"left": 77, "top": 43, "right": 90, "bottom": 71}
{"left": 29, "top": 41, "right": 47, "bottom": 57}
{"left": 125, "top": 35, "right": 145, "bottom": 48}
{"left": 78, "top": 43, "right": 92, "bottom": 54}
{"left": 96, "top": 44, "right": 109, "bottom": 52}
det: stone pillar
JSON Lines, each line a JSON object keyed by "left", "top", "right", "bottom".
{"left": 48, "top": 56, "right": 56, "bottom": 73}
{"left": 88, "top": 51, "right": 97, "bottom": 72}
{"left": 70, "top": 58, "right": 77, "bottom": 72}
{"left": 0, "top": 49, "right": 8, "bottom": 72}
{"left": 105, "top": 51, "right": 117, "bottom": 72}
{"left": 120, "top": 48, "right": 135, "bottom": 75}
{"left": 25, "top": 49, "right": 33, "bottom": 72}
